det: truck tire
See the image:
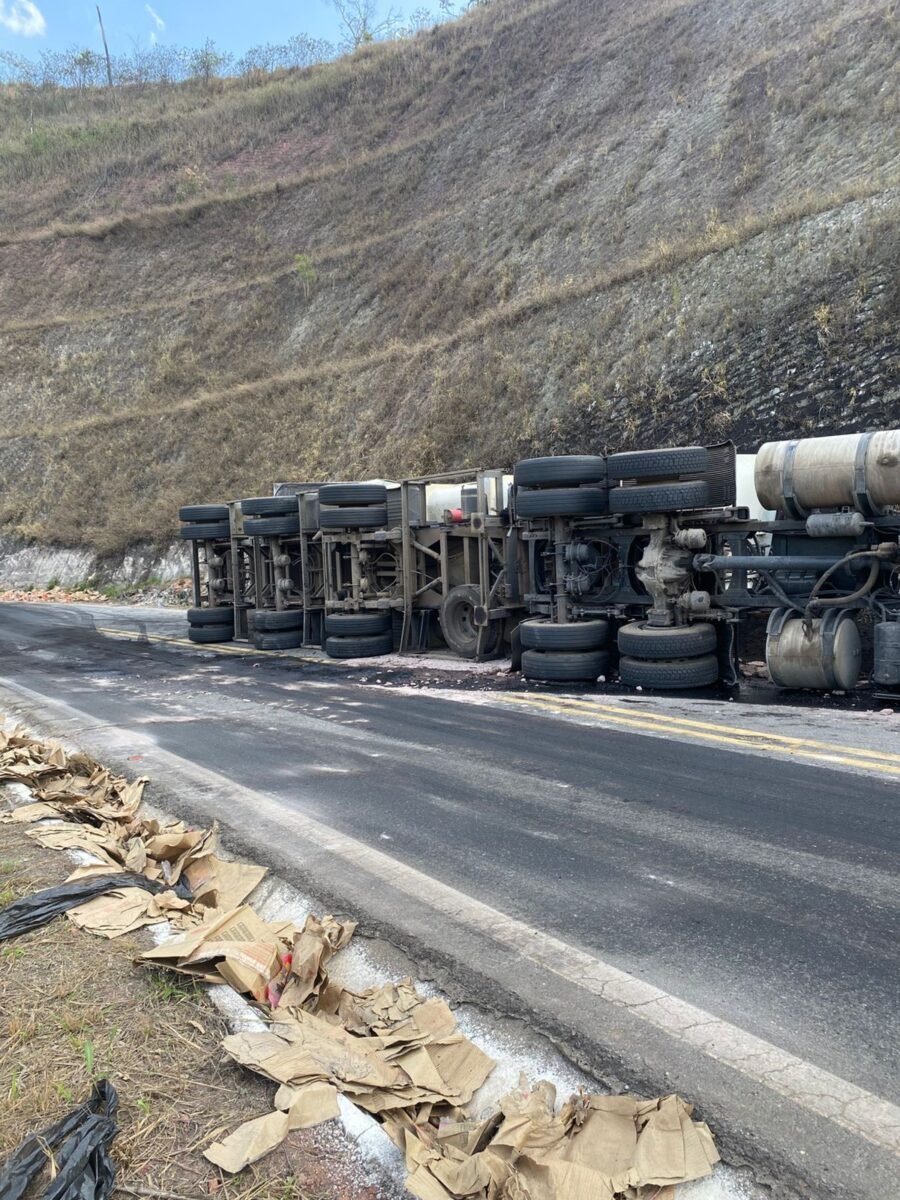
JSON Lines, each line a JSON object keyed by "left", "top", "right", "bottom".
{"left": 318, "top": 483, "right": 388, "bottom": 506}
{"left": 325, "top": 632, "right": 393, "bottom": 658}
{"left": 241, "top": 496, "right": 299, "bottom": 517}
{"left": 607, "top": 446, "right": 708, "bottom": 480}
{"left": 608, "top": 481, "right": 709, "bottom": 514}
{"left": 516, "top": 487, "right": 608, "bottom": 518}
{"left": 188, "top": 607, "right": 233, "bottom": 626}
{"left": 252, "top": 609, "right": 304, "bottom": 632}
{"left": 522, "top": 649, "right": 609, "bottom": 682}
{"left": 513, "top": 456, "right": 607, "bottom": 488}
{"left": 439, "top": 585, "right": 501, "bottom": 659}
{"left": 188, "top": 624, "right": 234, "bottom": 643}
{"left": 519, "top": 618, "right": 610, "bottom": 651}
{"left": 325, "top": 612, "right": 392, "bottom": 635}
{"left": 179, "top": 504, "right": 229, "bottom": 522}
{"left": 619, "top": 654, "right": 719, "bottom": 688}
{"left": 253, "top": 630, "right": 304, "bottom": 650}
{"left": 179, "top": 521, "right": 231, "bottom": 540}
{"left": 243, "top": 515, "right": 300, "bottom": 536}
{"left": 617, "top": 621, "right": 716, "bottom": 659}
{"left": 318, "top": 505, "right": 388, "bottom": 530}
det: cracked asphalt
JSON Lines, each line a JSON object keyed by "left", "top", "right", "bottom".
{"left": 0, "top": 601, "right": 898, "bottom": 1199}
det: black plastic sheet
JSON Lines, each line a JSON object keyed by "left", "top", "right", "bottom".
{"left": 0, "top": 871, "right": 185, "bottom": 941}
{"left": 0, "top": 1080, "right": 118, "bottom": 1200}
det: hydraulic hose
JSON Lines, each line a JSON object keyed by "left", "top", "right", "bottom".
{"left": 756, "top": 569, "right": 804, "bottom": 612}
{"left": 804, "top": 546, "right": 897, "bottom": 617}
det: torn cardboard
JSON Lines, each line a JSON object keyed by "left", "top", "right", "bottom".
{"left": 203, "top": 1081, "right": 341, "bottom": 1173}
{"left": 2, "top": 724, "right": 723, "bottom": 1199}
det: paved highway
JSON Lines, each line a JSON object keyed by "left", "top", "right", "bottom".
{"left": 0, "top": 602, "right": 898, "bottom": 1199}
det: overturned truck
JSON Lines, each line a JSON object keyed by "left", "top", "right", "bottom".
{"left": 178, "top": 430, "right": 900, "bottom": 695}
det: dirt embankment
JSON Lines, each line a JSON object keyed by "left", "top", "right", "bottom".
{"left": 0, "top": 0, "right": 897, "bottom": 553}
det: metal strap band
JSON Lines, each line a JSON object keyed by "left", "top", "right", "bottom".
{"left": 853, "top": 431, "right": 879, "bottom": 516}
{"left": 781, "top": 440, "right": 806, "bottom": 519}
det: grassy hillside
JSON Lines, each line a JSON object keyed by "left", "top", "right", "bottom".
{"left": 0, "top": 0, "right": 897, "bottom": 552}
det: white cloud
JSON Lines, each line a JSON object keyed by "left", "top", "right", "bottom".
{"left": 0, "top": 0, "right": 46, "bottom": 36}
{"left": 149, "top": 29, "right": 156, "bottom": 44}
{"left": 145, "top": 4, "right": 165, "bottom": 31}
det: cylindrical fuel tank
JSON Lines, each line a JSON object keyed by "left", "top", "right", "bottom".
{"left": 755, "top": 430, "right": 900, "bottom": 515}
{"left": 873, "top": 621, "right": 900, "bottom": 687}
{"left": 766, "top": 608, "right": 861, "bottom": 691}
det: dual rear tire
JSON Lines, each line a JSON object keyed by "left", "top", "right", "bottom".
{"left": 325, "top": 610, "right": 392, "bottom": 658}
{"left": 607, "top": 445, "right": 710, "bottom": 514}
{"left": 252, "top": 607, "right": 304, "bottom": 649}
{"left": 514, "top": 456, "right": 608, "bottom": 519}
{"left": 520, "top": 616, "right": 610, "bottom": 681}
{"left": 187, "top": 606, "right": 233, "bottom": 643}
{"left": 179, "top": 505, "right": 230, "bottom": 541}
{"left": 318, "top": 483, "right": 389, "bottom": 531}
{"left": 616, "top": 621, "right": 719, "bottom": 689}
{"left": 241, "top": 496, "right": 300, "bottom": 537}
{"left": 519, "top": 617, "right": 720, "bottom": 688}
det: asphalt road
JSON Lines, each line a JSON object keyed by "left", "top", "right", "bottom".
{"left": 1, "top": 602, "right": 898, "bottom": 1199}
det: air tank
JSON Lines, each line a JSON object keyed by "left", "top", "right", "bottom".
{"left": 755, "top": 430, "right": 900, "bottom": 516}
{"left": 873, "top": 621, "right": 900, "bottom": 687}
{"left": 766, "top": 608, "right": 861, "bottom": 691}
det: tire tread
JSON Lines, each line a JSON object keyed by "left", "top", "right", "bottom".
{"left": 619, "top": 654, "right": 719, "bottom": 688}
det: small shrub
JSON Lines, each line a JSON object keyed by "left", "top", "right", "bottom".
{"left": 293, "top": 252, "right": 318, "bottom": 298}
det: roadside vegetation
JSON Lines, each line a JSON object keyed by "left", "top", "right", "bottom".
{"left": 0, "top": 827, "right": 379, "bottom": 1199}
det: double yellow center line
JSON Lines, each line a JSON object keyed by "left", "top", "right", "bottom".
{"left": 498, "top": 692, "right": 900, "bottom": 777}
{"left": 97, "top": 624, "right": 899, "bottom": 778}
{"left": 96, "top": 625, "right": 324, "bottom": 665}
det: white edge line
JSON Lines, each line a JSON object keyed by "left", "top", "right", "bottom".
{"left": 1, "top": 677, "right": 898, "bottom": 1159}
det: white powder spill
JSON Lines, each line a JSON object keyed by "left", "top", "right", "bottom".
{"left": 281, "top": 647, "right": 513, "bottom": 675}
{"left": 681, "top": 1172, "right": 758, "bottom": 1200}
{"left": 4, "top": 781, "right": 35, "bottom": 804}
{"left": 1, "top": 778, "right": 765, "bottom": 1199}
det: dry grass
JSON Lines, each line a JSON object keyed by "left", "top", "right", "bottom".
{"left": 0, "top": 0, "right": 897, "bottom": 553}
{"left": 0, "top": 824, "right": 382, "bottom": 1200}
{"left": 4, "top": 170, "right": 895, "bottom": 445}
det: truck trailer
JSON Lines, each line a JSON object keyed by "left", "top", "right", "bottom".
{"left": 178, "top": 429, "right": 900, "bottom": 695}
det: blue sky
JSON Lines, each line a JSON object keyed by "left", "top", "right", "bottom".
{"left": 0, "top": 1, "right": 430, "bottom": 58}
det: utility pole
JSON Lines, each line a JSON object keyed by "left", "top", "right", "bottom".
{"left": 96, "top": 6, "right": 115, "bottom": 92}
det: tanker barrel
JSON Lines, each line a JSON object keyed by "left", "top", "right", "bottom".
{"left": 754, "top": 430, "right": 900, "bottom": 516}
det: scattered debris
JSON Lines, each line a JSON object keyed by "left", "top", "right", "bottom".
{"left": 0, "top": 579, "right": 192, "bottom": 608}
{"left": 0, "top": 1079, "right": 118, "bottom": 1200}
{"left": 740, "top": 661, "right": 769, "bottom": 680}
{"left": 0, "top": 725, "right": 265, "bottom": 941}
{"left": 0, "top": 871, "right": 172, "bottom": 942}
{"left": 203, "top": 1081, "right": 341, "bottom": 1172}
{"left": 0, "top": 822, "right": 378, "bottom": 1200}
{"left": 0, "top": 585, "right": 111, "bottom": 605}
{"left": 1, "top": 723, "right": 721, "bottom": 1198}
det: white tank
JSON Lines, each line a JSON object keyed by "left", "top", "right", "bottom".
{"left": 755, "top": 430, "right": 900, "bottom": 514}
{"left": 426, "top": 484, "right": 464, "bottom": 521}
{"left": 736, "top": 453, "right": 774, "bottom": 521}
